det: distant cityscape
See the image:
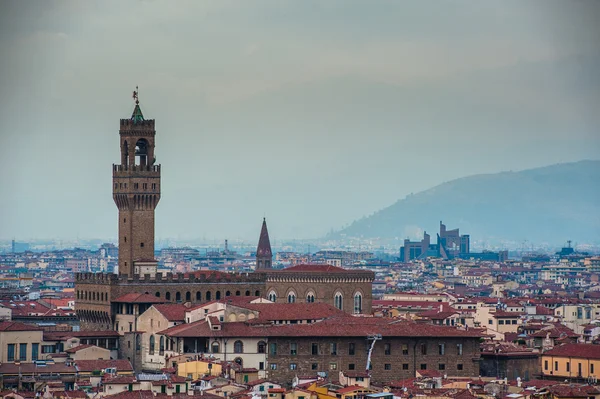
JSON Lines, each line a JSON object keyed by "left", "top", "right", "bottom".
{"left": 2, "top": 95, "right": 600, "bottom": 399}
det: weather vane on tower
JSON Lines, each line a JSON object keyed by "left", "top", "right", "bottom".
{"left": 132, "top": 86, "right": 139, "bottom": 105}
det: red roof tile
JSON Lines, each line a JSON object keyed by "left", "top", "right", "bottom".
{"left": 0, "top": 321, "right": 40, "bottom": 332}
{"left": 74, "top": 359, "right": 133, "bottom": 372}
{"left": 153, "top": 304, "right": 187, "bottom": 322}
{"left": 543, "top": 343, "right": 600, "bottom": 359}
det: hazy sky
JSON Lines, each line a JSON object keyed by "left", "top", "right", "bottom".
{"left": 1, "top": 0, "right": 599, "bottom": 242}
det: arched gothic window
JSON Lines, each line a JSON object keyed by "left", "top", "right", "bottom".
{"left": 354, "top": 292, "right": 362, "bottom": 314}
{"left": 268, "top": 291, "right": 277, "bottom": 302}
{"left": 288, "top": 291, "right": 296, "bottom": 303}
{"left": 334, "top": 292, "right": 343, "bottom": 310}
{"left": 306, "top": 292, "right": 315, "bottom": 303}
{"left": 234, "top": 340, "right": 244, "bottom": 353}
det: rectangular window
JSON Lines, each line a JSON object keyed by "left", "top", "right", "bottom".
{"left": 402, "top": 344, "right": 408, "bottom": 355}
{"left": 259, "top": 362, "right": 264, "bottom": 370}
{"left": 384, "top": 343, "right": 391, "bottom": 355}
{"left": 512, "top": 320, "right": 517, "bottom": 325}
{"left": 384, "top": 364, "right": 391, "bottom": 370}
{"left": 420, "top": 343, "right": 427, "bottom": 355}
{"left": 579, "top": 363, "right": 582, "bottom": 375}
{"left": 591, "top": 364, "right": 595, "bottom": 374}
{"left": 488, "top": 320, "right": 493, "bottom": 325}
{"left": 544, "top": 360, "right": 548, "bottom": 370}
{"left": 403, "top": 364, "right": 409, "bottom": 370}
{"left": 555, "top": 361, "right": 559, "bottom": 371}
{"left": 32, "top": 343, "right": 39, "bottom": 361}
{"left": 312, "top": 363, "right": 318, "bottom": 370}
{"left": 457, "top": 364, "right": 463, "bottom": 371}
{"left": 312, "top": 343, "right": 319, "bottom": 355}
{"left": 260, "top": 386, "right": 265, "bottom": 392}
{"left": 439, "top": 364, "right": 445, "bottom": 370}
{"left": 290, "top": 363, "right": 297, "bottom": 370}
{"left": 349, "top": 343, "right": 355, "bottom": 355}
{"left": 270, "top": 364, "right": 277, "bottom": 370}
{"left": 330, "top": 343, "right": 337, "bottom": 355}
{"left": 330, "top": 363, "right": 337, "bottom": 370}
{"left": 438, "top": 344, "right": 445, "bottom": 355}
{"left": 270, "top": 343, "right": 277, "bottom": 355}
{"left": 566, "top": 362, "right": 570, "bottom": 372}
{"left": 7, "top": 344, "right": 15, "bottom": 362}
{"left": 420, "top": 364, "right": 427, "bottom": 370}
{"left": 457, "top": 344, "right": 463, "bottom": 355}
{"left": 19, "top": 343, "right": 27, "bottom": 361}
{"left": 348, "top": 363, "right": 355, "bottom": 370}
{"left": 290, "top": 343, "right": 297, "bottom": 355}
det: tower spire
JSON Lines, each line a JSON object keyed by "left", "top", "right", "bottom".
{"left": 131, "top": 86, "right": 144, "bottom": 123}
{"left": 256, "top": 217, "right": 273, "bottom": 270}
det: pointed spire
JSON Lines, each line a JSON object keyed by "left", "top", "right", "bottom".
{"left": 257, "top": 218, "right": 272, "bottom": 257}
{"left": 256, "top": 218, "right": 273, "bottom": 270}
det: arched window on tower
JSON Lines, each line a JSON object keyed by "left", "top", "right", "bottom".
{"left": 186, "top": 291, "right": 191, "bottom": 301}
{"left": 287, "top": 291, "right": 296, "bottom": 304}
{"left": 354, "top": 292, "right": 362, "bottom": 314}
{"left": 268, "top": 291, "right": 277, "bottom": 302}
{"left": 176, "top": 292, "right": 181, "bottom": 302}
{"left": 196, "top": 292, "right": 201, "bottom": 301}
{"left": 135, "top": 138, "right": 149, "bottom": 167}
{"left": 216, "top": 291, "right": 221, "bottom": 300}
{"left": 334, "top": 292, "right": 343, "bottom": 310}
{"left": 159, "top": 336, "right": 165, "bottom": 355}
{"left": 306, "top": 292, "right": 315, "bottom": 303}
{"left": 165, "top": 292, "right": 171, "bottom": 301}
{"left": 234, "top": 340, "right": 244, "bottom": 353}
{"left": 206, "top": 292, "right": 212, "bottom": 301}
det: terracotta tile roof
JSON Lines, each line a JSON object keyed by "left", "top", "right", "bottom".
{"left": 336, "top": 385, "right": 372, "bottom": 394}
{"left": 276, "top": 264, "right": 354, "bottom": 273}
{"left": 103, "top": 391, "right": 154, "bottom": 399}
{"left": 0, "top": 363, "right": 76, "bottom": 375}
{"left": 103, "top": 376, "right": 137, "bottom": 384}
{"left": 65, "top": 344, "right": 99, "bottom": 353}
{"left": 242, "top": 303, "right": 347, "bottom": 322}
{"left": 50, "top": 391, "right": 88, "bottom": 399}
{"left": 153, "top": 304, "right": 187, "bottom": 322}
{"left": 161, "top": 315, "right": 483, "bottom": 338}
{"left": 74, "top": 359, "right": 133, "bottom": 372}
{"left": 0, "top": 321, "right": 40, "bottom": 332}
{"left": 548, "top": 384, "right": 600, "bottom": 398}
{"left": 543, "top": 343, "right": 600, "bottom": 359}
{"left": 112, "top": 293, "right": 165, "bottom": 303}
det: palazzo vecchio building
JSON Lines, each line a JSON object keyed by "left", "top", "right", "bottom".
{"left": 75, "top": 94, "right": 374, "bottom": 331}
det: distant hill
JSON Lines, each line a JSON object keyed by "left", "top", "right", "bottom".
{"left": 333, "top": 160, "right": 600, "bottom": 245}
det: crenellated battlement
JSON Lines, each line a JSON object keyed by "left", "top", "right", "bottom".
{"left": 120, "top": 118, "right": 155, "bottom": 129}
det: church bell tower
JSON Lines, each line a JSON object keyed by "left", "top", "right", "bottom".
{"left": 113, "top": 88, "right": 160, "bottom": 277}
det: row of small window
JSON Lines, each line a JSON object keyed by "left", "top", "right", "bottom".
{"left": 114, "top": 183, "right": 157, "bottom": 190}
{"left": 488, "top": 319, "right": 518, "bottom": 325}
{"left": 6, "top": 343, "right": 45, "bottom": 362}
{"left": 262, "top": 342, "right": 462, "bottom": 356}
{"left": 77, "top": 291, "right": 108, "bottom": 301}
{"left": 544, "top": 360, "right": 593, "bottom": 374}
{"left": 153, "top": 290, "right": 261, "bottom": 302}
{"left": 267, "top": 362, "right": 464, "bottom": 371}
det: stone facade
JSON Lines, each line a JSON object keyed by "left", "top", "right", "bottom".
{"left": 75, "top": 272, "right": 265, "bottom": 331}
{"left": 262, "top": 266, "right": 374, "bottom": 314}
{"left": 265, "top": 336, "right": 480, "bottom": 384}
